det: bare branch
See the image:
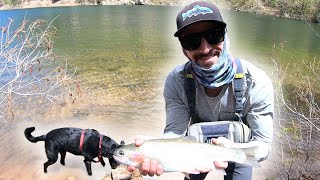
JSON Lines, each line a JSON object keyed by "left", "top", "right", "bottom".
{"left": 304, "top": 18, "right": 320, "bottom": 38}
{"left": 272, "top": 42, "right": 320, "bottom": 179}
{"left": 0, "top": 17, "right": 76, "bottom": 120}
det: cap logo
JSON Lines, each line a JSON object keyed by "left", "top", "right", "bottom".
{"left": 182, "top": 5, "right": 213, "bottom": 21}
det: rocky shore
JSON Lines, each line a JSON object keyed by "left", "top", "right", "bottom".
{"left": 1, "top": 0, "right": 318, "bottom": 23}
{"left": 0, "top": 0, "right": 228, "bottom": 10}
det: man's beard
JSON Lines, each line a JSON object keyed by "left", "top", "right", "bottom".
{"left": 194, "top": 49, "right": 221, "bottom": 64}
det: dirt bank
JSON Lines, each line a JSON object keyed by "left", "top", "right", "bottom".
{"left": 0, "top": 0, "right": 227, "bottom": 11}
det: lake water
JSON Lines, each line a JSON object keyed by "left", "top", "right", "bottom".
{"left": 0, "top": 5, "right": 319, "bottom": 180}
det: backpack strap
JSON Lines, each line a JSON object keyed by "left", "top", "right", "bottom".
{"left": 184, "top": 61, "right": 197, "bottom": 124}
{"left": 233, "top": 58, "right": 245, "bottom": 121}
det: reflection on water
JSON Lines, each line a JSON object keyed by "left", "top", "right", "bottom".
{"left": 0, "top": 5, "right": 319, "bottom": 180}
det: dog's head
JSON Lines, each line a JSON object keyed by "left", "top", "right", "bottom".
{"left": 102, "top": 136, "right": 123, "bottom": 169}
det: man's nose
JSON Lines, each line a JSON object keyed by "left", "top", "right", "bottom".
{"left": 198, "top": 37, "right": 211, "bottom": 53}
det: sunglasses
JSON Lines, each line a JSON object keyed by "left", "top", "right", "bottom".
{"left": 179, "top": 28, "right": 225, "bottom": 51}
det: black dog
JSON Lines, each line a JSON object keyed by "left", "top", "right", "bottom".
{"left": 24, "top": 127, "right": 119, "bottom": 175}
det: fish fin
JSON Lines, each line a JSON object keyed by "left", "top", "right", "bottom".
{"left": 185, "top": 169, "right": 201, "bottom": 174}
{"left": 182, "top": 172, "right": 190, "bottom": 179}
{"left": 120, "top": 140, "right": 125, "bottom": 145}
{"left": 180, "top": 136, "right": 198, "bottom": 142}
{"left": 216, "top": 169, "right": 227, "bottom": 176}
{"left": 242, "top": 157, "right": 260, "bottom": 167}
{"left": 221, "top": 169, "right": 227, "bottom": 175}
{"left": 186, "top": 168, "right": 212, "bottom": 174}
{"left": 241, "top": 146, "right": 262, "bottom": 167}
{"left": 195, "top": 167, "right": 211, "bottom": 173}
{"left": 212, "top": 166, "right": 226, "bottom": 175}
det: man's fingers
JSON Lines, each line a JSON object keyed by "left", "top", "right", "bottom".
{"left": 214, "top": 161, "right": 228, "bottom": 169}
{"left": 140, "top": 159, "right": 150, "bottom": 176}
{"left": 135, "top": 137, "right": 145, "bottom": 147}
{"left": 211, "top": 137, "right": 233, "bottom": 148}
{"left": 156, "top": 164, "right": 164, "bottom": 176}
{"left": 135, "top": 135, "right": 157, "bottom": 147}
{"left": 127, "top": 166, "right": 136, "bottom": 172}
{"left": 148, "top": 160, "right": 158, "bottom": 176}
{"left": 136, "top": 158, "right": 163, "bottom": 176}
{"left": 129, "top": 153, "right": 144, "bottom": 164}
{"left": 211, "top": 138, "right": 219, "bottom": 144}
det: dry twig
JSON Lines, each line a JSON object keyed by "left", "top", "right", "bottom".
{"left": 0, "top": 17, "right": 76, "bottom": 120}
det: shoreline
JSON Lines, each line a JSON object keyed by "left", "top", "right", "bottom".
{"left": 0, "top": 0, "right": 318, "bottom": 23}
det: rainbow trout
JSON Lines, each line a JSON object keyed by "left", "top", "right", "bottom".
{"left": 113, "top": 137, "right": 260, "bottom": 174}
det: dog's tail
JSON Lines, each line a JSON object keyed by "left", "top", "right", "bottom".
{"left": 24, "top": 127, "right": 46, "bottom": 143}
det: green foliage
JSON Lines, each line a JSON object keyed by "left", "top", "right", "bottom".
{"left": 227, "top": 0, "right": 320, "bottom": 20}
{"left": 282, "top": 122, "right": 302, "bottom": 141}
{"left": 265, "top": 0, "right": 277, "bottom": 7}
{"left": 265, "top": 178, "right": 275, "bottom": 180}
{"left": 4, "top": 0, "right": 18, "bottom": 5}
{"left": 275, "top": 0, "right": 316, "bottom": 17}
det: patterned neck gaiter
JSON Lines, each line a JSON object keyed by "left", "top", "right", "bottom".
{"left": 190, "top": 33, "right": 235, "bottom": 88}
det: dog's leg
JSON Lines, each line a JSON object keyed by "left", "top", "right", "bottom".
{"left": 83, "top": 158, "right": 93, "bottom": 176}
{"left": 100, "top": 158, "right": 106, "bottom": 167}
{"left": 60, "top": 151, "right": 66, "bottom": 165}
{"left": 44, "top": 160, "right": 56, "bottom": 173}
{"left": 44, "top": 141, "right": 58, "bottom": 173}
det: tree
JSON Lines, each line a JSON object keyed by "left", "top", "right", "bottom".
{"left": 0, "top": 17, "right": 77, "bottom": 120}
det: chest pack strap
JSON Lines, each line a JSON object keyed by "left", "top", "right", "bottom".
{"left": 184, "top": 61, "right": 196, "bottom": 124}
{"left": 233, "top": 58, "right": 245, "bottom": 121}
{"left": 184, "top": 58, "right": 245, "bottom": 124}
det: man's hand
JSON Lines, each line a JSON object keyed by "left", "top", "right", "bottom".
{"left": 127, "top": 137, "right": 164, "bottom": 176}
{"left": 211, "top": 138, "right": 229, "bottom": 169}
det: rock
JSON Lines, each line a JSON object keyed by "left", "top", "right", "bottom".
{"left": 102, "top": 164, "right": 142, "bottom": 180}
{"left": 135, "top": 0, "right": 144, "bottom": 5}
{"left": 102, "top": 174, "right": 113, "bottom": 180}
{"left": 67, "top": 176, "right": 76, "bottom": 180}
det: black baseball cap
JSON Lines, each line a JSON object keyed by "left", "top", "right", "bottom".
{"left": 174, "top": 1, "right": 227, "bottom": 37}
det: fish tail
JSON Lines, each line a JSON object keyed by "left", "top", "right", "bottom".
{"left": 241, "top": 146, "right": 260, "bottom": 167}
{"left": 241, "top": 156, "right": 260, "bottom": 167}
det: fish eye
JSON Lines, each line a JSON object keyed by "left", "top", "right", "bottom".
{"left": 119, "top": 150, "right": 125, "bottom": 156}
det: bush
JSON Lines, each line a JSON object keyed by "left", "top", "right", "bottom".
{"left": 4, "top": 0, "right": 18, "bottom": 6}
{"left": 227, "top": 0, "right": 319, "bottom": 21}
{"left": 0, "top": 18, "right": 77, "bottom": 120}
{"left": 272, "top": 43, "right": 320, "bottom": 180}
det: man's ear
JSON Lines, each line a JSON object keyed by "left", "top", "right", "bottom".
{"left": 183, "top": 49, "right": 193, "bottom": 62}
{"left": 182, "top": 48, "right": 188, "bottom": 58}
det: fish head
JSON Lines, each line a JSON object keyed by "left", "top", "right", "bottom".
{"left": 113, "top": 144, "right": 143, "bottom": 167}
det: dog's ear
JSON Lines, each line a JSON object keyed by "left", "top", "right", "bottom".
{"left": 120, "top": 140, "right": 125, "bottom": 145}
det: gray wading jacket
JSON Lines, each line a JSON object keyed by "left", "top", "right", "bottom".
{"left": 163, "top": 59, "right": 274, "bottom": 160}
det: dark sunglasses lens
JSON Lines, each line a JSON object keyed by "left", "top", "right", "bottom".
{"left": 205, "top": 29, "right": 225, "bottom": 45}
{"left": 179, "top": 28, "right": 225, "bottom": 50}
{"left": 180, "top": 36, "right": 201, "bottom": 51}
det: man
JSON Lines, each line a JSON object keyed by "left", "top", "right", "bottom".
{"left": 128, "top": 1, "right": 273, "bottom": 180}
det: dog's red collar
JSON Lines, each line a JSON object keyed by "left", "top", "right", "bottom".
{"left": 79, "top": 129, "right": 103, "bottom": 163}
{"left": 79, "top": 129, "right": 86, "bottom": 152}
{"left": 98, "top": 134, "right": 103, "bottom": 162}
